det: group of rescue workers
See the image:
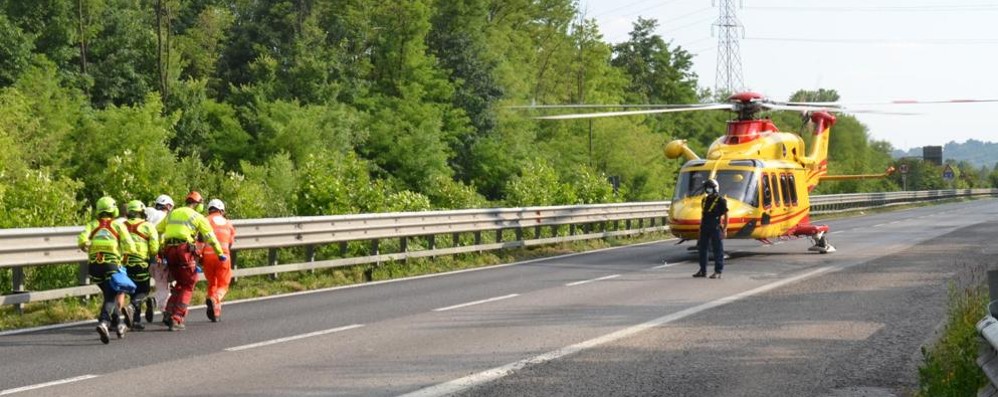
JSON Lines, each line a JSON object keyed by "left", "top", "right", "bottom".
{"left": 76, "top": 191, "right": 236, "bottom": 344}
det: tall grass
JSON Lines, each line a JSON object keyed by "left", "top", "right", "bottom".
{"left": 918, "top": 281, "right": 989, "bottom": 396}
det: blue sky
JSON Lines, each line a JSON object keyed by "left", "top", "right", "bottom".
{"left": 580, "top": 0, "right": 998, "bottom": 151}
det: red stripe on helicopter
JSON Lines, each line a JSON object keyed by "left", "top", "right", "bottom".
{"left": 669, "top": 207, "right": 810, "bottom": 227}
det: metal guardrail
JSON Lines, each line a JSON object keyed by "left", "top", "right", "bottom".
{"left": 1, "top": 189, "right": 994, "bottom": 307}
{"left": 978, "top": 315, "right": 998, "bottom": 396}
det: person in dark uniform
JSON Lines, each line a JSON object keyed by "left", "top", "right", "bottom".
{"left": 694, "top": 178, "right": 728, "bottom": 279}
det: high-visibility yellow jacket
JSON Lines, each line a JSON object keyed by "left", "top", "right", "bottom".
{"left": 77, "top": 217, "right": 137, "bottom": 264}
{"left": 157, "top": 206, "right": 224, "bottom": 254}
{"left": 123, "top": 218, "right": 159, "bottom": 264}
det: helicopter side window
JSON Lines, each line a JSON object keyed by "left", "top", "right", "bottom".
{"left": 780, "top": 174, "right": 791, "bottom": 207}
{"left": 787, "top": 174, "right": 799, "bottom": 206}
{"left": 770, "top": 173, "right": 781, "bottom": 207}
{"left": 761, "top": 173, "right": 772, "bottom": 208}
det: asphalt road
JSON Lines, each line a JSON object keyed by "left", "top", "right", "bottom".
{"left": 1, "top": 199, "right": 994, "bottom": 396}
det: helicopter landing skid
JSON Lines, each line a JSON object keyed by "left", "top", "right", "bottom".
{"left": 786, "top": 224, "right": 836, "bottom": 254}
{"left": 807, "top": 231, "right": 836, "bottom": 254}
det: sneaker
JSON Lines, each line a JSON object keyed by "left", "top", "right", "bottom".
{"left": 145, "top": 297, "right": 156, "bottom": 324}
{"left": 116, "top": 323, "right": 127, "bottom": 339}
{"left": 169, "top": 322, "right": 186, "bottom": 332}
{"left": 121, "top": 305, "right": 134, "bottom": 329}
{"left": 709, "top": 272, "right": 722, "bottom": 279}
{"left": 206, "top": 298, "right": 216, "bottom": 322}
{"left": 96, "top": 322, "right": 111, "bottom": 344}
{"left": 163, "top": 314, "right": 172, "bottom": 328}
{"left": 692, "top": 271, "right": 707, "bottom": 278}
{"left": 132, "top": 322, "right": 145, "bottom": 331}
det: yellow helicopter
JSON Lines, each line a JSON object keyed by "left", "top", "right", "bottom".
{"left": 535, "top": 91, "right": 905, "bottom": 253}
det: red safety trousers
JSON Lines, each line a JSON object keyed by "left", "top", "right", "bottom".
{"left": 202, "top": 254, "right": 230, "bottom": 318}
{"left": 163, "top": 243, "right": 198, "bottom": 325}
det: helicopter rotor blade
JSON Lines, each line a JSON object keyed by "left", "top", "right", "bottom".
{"left": 533, "top": 104, "right": 736, "bottom": 120}
{"left": 507, "top": 103, "right": 722, "bottom": 110}
{"left": 761, "top": 103, "right": 920, "bottom": 115}
{"left": 782, "top": 98, "right": 998, "bottom": 107}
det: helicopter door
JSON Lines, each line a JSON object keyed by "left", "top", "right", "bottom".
{"left": 786, "top": 174, "right": 799, "bottom": 206}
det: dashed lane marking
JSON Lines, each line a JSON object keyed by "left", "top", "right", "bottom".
{"left": 0, "top": 375, "right": 99, "bottom": 395}
{"left": 432, "top": 294, "right": 520, "bottom": 312}
{"left": 225, "top": 324, "right": 365, "bottom": 352}
{"left": 565, "top": 275, "right": 621, "bottom": 287}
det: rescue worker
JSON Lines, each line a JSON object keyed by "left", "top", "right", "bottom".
{"left": 158, "top": 191, "right": 226, "bottom": 331}
{"left": 78, "top": 196, "right": 137, "bottom": 344}
{"left": 147, "top": 194, "right": 174, "bottom": 321}
{"left": 694, "top": 179, "right": 728, "bottom": 279}
{"left": 122, "top": 200, "right": 159, "bottom": 331}
{"left": 200, "top": 199, "right": 236, "bottom": 322}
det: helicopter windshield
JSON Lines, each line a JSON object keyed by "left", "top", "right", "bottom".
{"left": 673, "top": 169, "right": 759, "bottom": 207}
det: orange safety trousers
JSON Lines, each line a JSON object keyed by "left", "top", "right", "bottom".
{"left": 202, "top": 252, "right": 231, "bottom": 316}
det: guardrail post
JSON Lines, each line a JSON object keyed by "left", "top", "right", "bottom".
{"left": 569, "top": 224, "right": 576, "bottom": 236}
{"left": 496, "top": 229, "right": 503, "bottom": 244}
{"left": 514, "top": 227, "right": 523, "bottom": 242}
{"left": 78, "top": 261, "right": 91, "bottom": 302}
{"left": 474, "top": 231, "right": 482, "bottom": 252}
{"left": 400, "top": 236, "right": 408, "bottom": 255}
{"left": 364, "top": 239, "right": 380, "bottom": 282}
{"left": 340, "top": 241, "right": 348, "bottom": 257}
{"left": 305, "top": 245, "right": 316, "bottom": 274}
{"left": 452, "top": 232, "right": 460, "bottom": 247}
{"left": 989, "top": 270, "right": 998, "bottom": 317}
{"left": 230, "top": 250, "right": 239, "bottom": 284}
{"left": 534, "top": 225, "right": 541, "bottom": 239}
{"left": 12, "top": 266, "right": 25, "bottom": 314}
{"left": 427, "top": 235, "right": 435, "bottom": 260}
{"left": 268, "top": 248, "right": 279, "bottom": 280}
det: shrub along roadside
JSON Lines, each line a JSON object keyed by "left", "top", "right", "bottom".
{"left": 917, "top": 279, "right": 989, "bottom": 396}
{"left": 0, "top": 231, "right": 671, "bottom": 331}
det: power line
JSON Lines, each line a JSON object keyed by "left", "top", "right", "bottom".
{"left": 746, "top": 37, "right": 998, "bottom": 45}
{"left": 746, "top": 4, "right": 998, "bottom": 12}
{"left": 657, "top": 7, "right": 713, "bottom": 25}
{"left": 594, "top": 0, "right": 689, "bottom": 17}
{"left": 660, "top": 15, "right": 716, "bottom": 35}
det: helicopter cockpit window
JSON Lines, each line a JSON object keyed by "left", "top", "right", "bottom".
{"left": 673, "top": 170, "right": 758, "bottom": 207}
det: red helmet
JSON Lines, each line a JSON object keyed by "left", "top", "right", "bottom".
{"left": 185, "top": 191, "right": 203, "bottom": 204}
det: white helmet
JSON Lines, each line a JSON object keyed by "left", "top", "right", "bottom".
{"left": 207, "top": 199, "right": 225, "bottom": 212}
{"left": 155, "top": 194, "right": 175, "bottom": 208}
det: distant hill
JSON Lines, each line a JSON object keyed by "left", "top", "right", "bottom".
{"left": 892, "top": 139, "right": 998, "bottom": 169}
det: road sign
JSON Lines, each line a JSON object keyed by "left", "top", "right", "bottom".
{"left": 943, "top": 165, "right": 955, "bottom": 181}
{"left": 899, "top": 164, "right": 909, "bottom": 174}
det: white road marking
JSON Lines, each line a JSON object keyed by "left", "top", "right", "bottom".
{"left": 432, "top": 294, "right": 520, "bottom": 312}
{"left": 873, "top": 223, "right": 887, "bottom": 227}
{"left": 0, "top": 375, "right": 99, "bottom": 395}
{"left": 565, "top": 274, "right": 621, "bottom": 287}
{"left": 225, "top": 324, "right": 364, "bottom": 352}
{"left": 829, "top": 231, "right": 843, "bottom": 235}
{"left": 398, "top": 266, "right": 836, "bottom": 397}
{"left": 650, "top": 261, "right": 685, "bottom": 270}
